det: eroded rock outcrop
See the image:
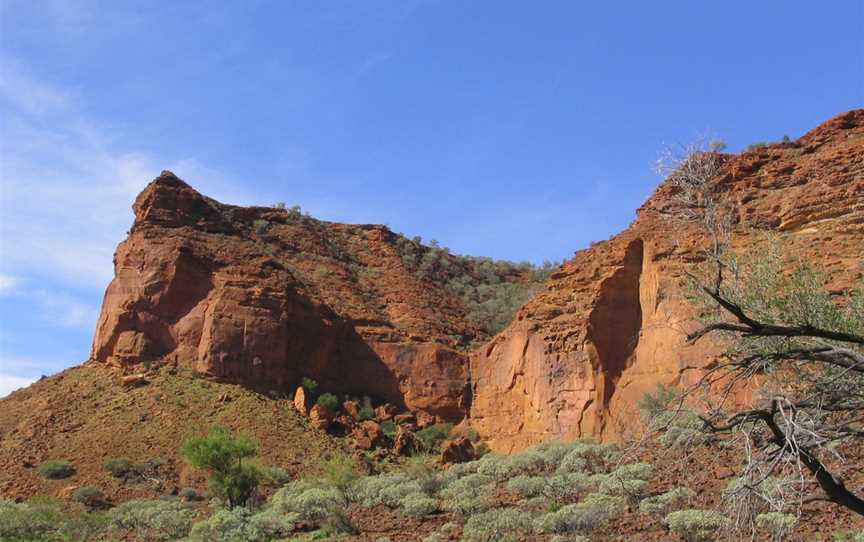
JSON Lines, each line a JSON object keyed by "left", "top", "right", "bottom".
{"left": 91, "top": 173, "right": 470, "bottom": 420}
{"left": 470, "top": 110, "right": 864, "bottom": 451}
{"left": 90, "top": 110, "right": 864, "bottom": 451}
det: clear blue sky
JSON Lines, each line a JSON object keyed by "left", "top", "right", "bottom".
{"left": 0, "top": 1, "right": 861, "bottom": 395}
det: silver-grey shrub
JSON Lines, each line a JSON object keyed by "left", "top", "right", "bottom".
{"left": 462, "top": 507, "right": 532, "bottom": 542}
{"left": 398, "top": 493, "right": 438, "bottom": 517}
{"left": 556, "top": 441, "right": 620, "bottom": 474}
{"left": 506, "top": 475, "right": 546, "bottom": 498}
{"left": 639, "top": 487, "right": 695, "bottom": 515}
{"left": 348, "top": 474, "right": 411, "bottom": 507}
{"left": 270, "top": 481, "right": 344, "bottom": 523}
{"left": 187, "top": 507, "right": 295, "bottom": 542}
{"left": 439, "top": 473, "right": 495, "bottom": 515}
{"left": 109, "top": 499, "right": 195, "bottom": 541}
{"left": 665, "top": 509, "right": 728, "bottom": 542}
{"left": 533, "top": 493, "right": 625, "bottom": 534}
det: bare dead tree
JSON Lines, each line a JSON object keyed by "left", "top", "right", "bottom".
{"left": 651, "top": 140, "right": 864, "bottom": 526}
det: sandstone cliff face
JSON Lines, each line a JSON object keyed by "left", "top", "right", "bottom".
{"left": 92, "top": 110, "right": 864, "bottom": 446}
{"left": 470, "top": 110, "right": 864, "bottom": 451}
{"left": 91, "top": 174, "right": 472, "bottom": 419}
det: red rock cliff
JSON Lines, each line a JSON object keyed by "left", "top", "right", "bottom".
{"left": 469, "top": 110, "right": 864, "bottom": 451}
{"left": 92, "top": 110, "right": 864, "bottom": 446}
{"left": 91, "top": 174, "right": 473, "bottom": 420}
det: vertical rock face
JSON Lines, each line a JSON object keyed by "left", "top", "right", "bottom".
{"left": 91, "top": 172, "right": 471, "bottom": 419}
{"left": 91, "top": 110, "right": 863, "bottom": 449}
{"left": 470, "top": 109, "right": 864, "bottom": 452}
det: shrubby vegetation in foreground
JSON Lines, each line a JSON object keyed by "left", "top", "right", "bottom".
{"left": 3, "top": 427, "right": 860, "bottom": 541}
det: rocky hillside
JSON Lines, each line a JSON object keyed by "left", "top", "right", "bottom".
{"left": 90, "top": 175, "right": 550, "bottom": 421}
{"left": 470, "top": 109, "right": 864, "bottom": 451}
{"left": 3, "top": 109, "right": 861, "bottom": 480}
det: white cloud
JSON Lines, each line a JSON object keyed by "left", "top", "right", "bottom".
{"left": 0, "top": 58, "right": 259, "bottom": 292}
{"left": 32, "top": 289, "right": 100, "bottom": 328}
{"left": 0, "top": 274, "right": 18, "bottom": 294}
{"left": 0, "top": 374, "right": 37, "bottom": 398}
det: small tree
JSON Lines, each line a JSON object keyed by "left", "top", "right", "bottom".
{"left": 181, "top": 427, "right": 262, "bottom": 508}
{"left": 655, "top": 139, "right": 864, "bottom": 522}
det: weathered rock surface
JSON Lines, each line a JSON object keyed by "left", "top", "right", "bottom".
{"left": 91, "top": 173, "right": 471, "bottom": 420}
{"left": 89, "top": 110, "right": 863, "bottom": 452}
{"left": 469, "top": 110, "right": 864, "bottom": 451}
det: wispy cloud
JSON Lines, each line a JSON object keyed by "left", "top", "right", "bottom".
{"left": 0, "top": 373, "right": 36, "bottom": 398}
{"left": 0, "top": 274, "right": 18, "bottom": 294}
{"left": 32, "top": 289, "right": 99, "bottom": 328}
{"left": 0, "top": 58, "right": 257, "bottom": 291}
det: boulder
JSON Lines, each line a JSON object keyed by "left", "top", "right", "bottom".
{"left": 415, "top": 411, "right": 435, "bottom": 429}
{"left": 309, "top": 404, "right": 335, "bottom": 431}
{"left": 293, "top": 387, "right": 310, "bottom": 416}
{"left": 343, "top": 400, "right": 361, "bottom": 420}
{"left": 393, "top": 425, "right": 419, "bottom": 456}
{"left": 120, "top": 374, "right": 147, "bottom": 388}
{"left": 351, "top": 420, "right": 384, "bottom": 450}
{"left": 393, "top": 412, "right": 417, "bottom": 430}
{"left": 374, "top": 403, "right": 398, "bottom": 421}
{"left": 440, "top": 436, "right": 475, "bottom": 464}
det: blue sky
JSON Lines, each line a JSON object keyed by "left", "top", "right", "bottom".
{"left": 0, "top": 1, "right": 861, "bottom": 396}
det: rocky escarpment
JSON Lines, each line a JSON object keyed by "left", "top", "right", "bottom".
{"left": 91, "top": 175, "right": 483, "bottom": 420}
{"left": 91, "top": 110, "right": 863, "bottom": 451}
{"left": 469, "top": 109, "right": 864, "bottom": 451}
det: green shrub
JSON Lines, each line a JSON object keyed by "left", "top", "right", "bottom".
{"left": 381, "top": 419, "right": 397, "bottom": 438}
{"left": 755, "top": 512, "right": 798, "bottom": 541}
{"left": 181, "top": 426, "right": 262, "bottom": 508}
{"left": 358, "top": 396, "right": 375, "bottom": 421}
{"left": 398, "top": 492, "right": 438, "bottom": 517}
{"left": 71, "top": 486, "right": 103, "bottom": 509}
{"left": 109, "top": 499, "right": 194, "bottom": 541}
{"left": 301, "top": 377, "right": 319, "bottom": 397}
{"left": 0, "top": 498, "right": 108, "bottom": 542}
{"left": 639, "top": 487, "right": 695, "bottom": 515}
{"left": 321, "top": 455, "right": 360, "bottom": 494}
{"left": 103, "top": 457, "right": 135, "bottom": 478}
{"left": 415, "top": 423, "right": 453, "bottom": 452}
{"left": 37, "top": 460, "right": 74, "bottom": 480}
{"left": 463, "top": 507, "right": 532, "bottom": 542}
{"left": 264, "top": 466, "right": 292, "bottom": 487}
{"left": 401, "top": 455, "right": 444, "bottom": 495}
{"left": 316, "top": 393, "right": 339, "bottom": 412}
{"left": 187, "top": 507, "right": 295, "bottom": 542}
{"left": 665, "top": 509, "right": 728, "bottom": 542}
